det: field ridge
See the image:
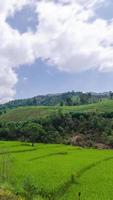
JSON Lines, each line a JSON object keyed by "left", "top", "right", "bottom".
{"left": 29, "top": 152, "right": 68, "bottom": 161}
{"left": 0, "top": 148, "right": 37, "bottom": 155}
{"left": 51, "top": 155, "right": 113, "bottom": 200}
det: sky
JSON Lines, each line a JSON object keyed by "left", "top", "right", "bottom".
{"left": 1, "top": 0, "right": 113, "bottom": 103}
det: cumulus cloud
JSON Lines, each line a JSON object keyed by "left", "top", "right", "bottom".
{"left": 33, "top": 0, "right": 113, "bottom": 73}
{"left": 0, "top": 0, "right": 113, "bottom": 103}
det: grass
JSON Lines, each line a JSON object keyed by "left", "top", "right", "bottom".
{"left": 0, "top": 142, "right": 113, "bottom": 199}
{"left": 61, "top": 158, "right": 113, "bottom": 200}
{"left": 1, "top": 99, "right": 113, "bottom": 122}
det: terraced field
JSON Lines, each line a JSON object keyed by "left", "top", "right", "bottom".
{"left": 0, "top": 141, "right": 113, "bottom": 199}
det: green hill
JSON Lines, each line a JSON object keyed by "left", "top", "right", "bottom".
{"left": 0, "top": 91, "right": 111, "bottom": 110}
{"left": 1, "top": 99, "right": 113, "bottom": 122}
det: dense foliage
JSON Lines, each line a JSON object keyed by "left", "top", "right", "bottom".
{"left": 0, "top": 111, "right": 113, "bottom": 147}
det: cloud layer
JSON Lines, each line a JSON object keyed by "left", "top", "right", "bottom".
{"left": 0, "top": 0, "right": 113, "bottom": 103}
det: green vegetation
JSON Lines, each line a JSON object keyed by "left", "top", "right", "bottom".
{"left": 0, "top": 106, "right": 56, "bottom": 122}
{"left": 1, "top": 99, "right": 113, "bottom": 122}
{"left": 0, "top": 142, "right": 113, "bottom": 199}
{"left": 1, "top": 96, "right": 113, "bottom": 199}
{"left": 1, "top": 100, "right": 113, "bottom": 148}
{"left": 0, "top": 91, "right": 112, "bottom": 110}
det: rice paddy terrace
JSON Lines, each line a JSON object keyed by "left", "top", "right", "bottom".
{"left": 0, "top": 141, "right": 113, "bottom": 199}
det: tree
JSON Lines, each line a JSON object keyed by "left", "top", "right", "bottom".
{"left": 23, "top": 123, "right": 46, "bottom": 146}
{"left": 66, "top": 97, "right": 73, "bottom": 106}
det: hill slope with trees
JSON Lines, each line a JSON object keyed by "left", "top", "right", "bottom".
{"left": 0, "top": 99, "right": 113, "bottom": 148}
{"left": 0, "top": 91, "right": 113, "bottom": 111}
{"left": 1, "top": 92, "right": 113, "bottom": 148}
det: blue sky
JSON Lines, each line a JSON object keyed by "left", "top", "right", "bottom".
{"left": 1, "top": 0, "right": 113, "bottom": 103}
{"left": 16, "top": 63, "right": 113, "bottom": 99}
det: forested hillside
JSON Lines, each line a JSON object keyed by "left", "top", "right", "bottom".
{"left": 0, "top": 99, "right": 113, "bottom": 148}
{"left": 0, "top": 91, "right": 113, "bottom": 111}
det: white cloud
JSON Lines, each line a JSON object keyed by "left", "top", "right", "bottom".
{"left": 0, "top": 0, "right": 35, "bottom": 103}
{"left": 34, "top": 0, "right": 113, "bottom": 73}
{"left": 0, "top": 0, "right": 113, "bottom": 103}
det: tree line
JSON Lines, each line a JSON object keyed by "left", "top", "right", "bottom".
{"left": 0, "top": 111, "right": 113, "bottom": 148}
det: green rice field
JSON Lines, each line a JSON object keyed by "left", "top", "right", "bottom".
{"left": 0, "top": 141, "right": 113, "bottom": 199}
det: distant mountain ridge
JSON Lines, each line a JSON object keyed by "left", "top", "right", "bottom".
{"left": 0, "top": 91, "right": 113, "bottom": 110}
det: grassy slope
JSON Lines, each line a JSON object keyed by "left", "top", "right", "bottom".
{"left": 0, "top": 99, "right": 113, "bottom": 122}
{"left": 1, "top": 142, "right": 113, "bottom": 199}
